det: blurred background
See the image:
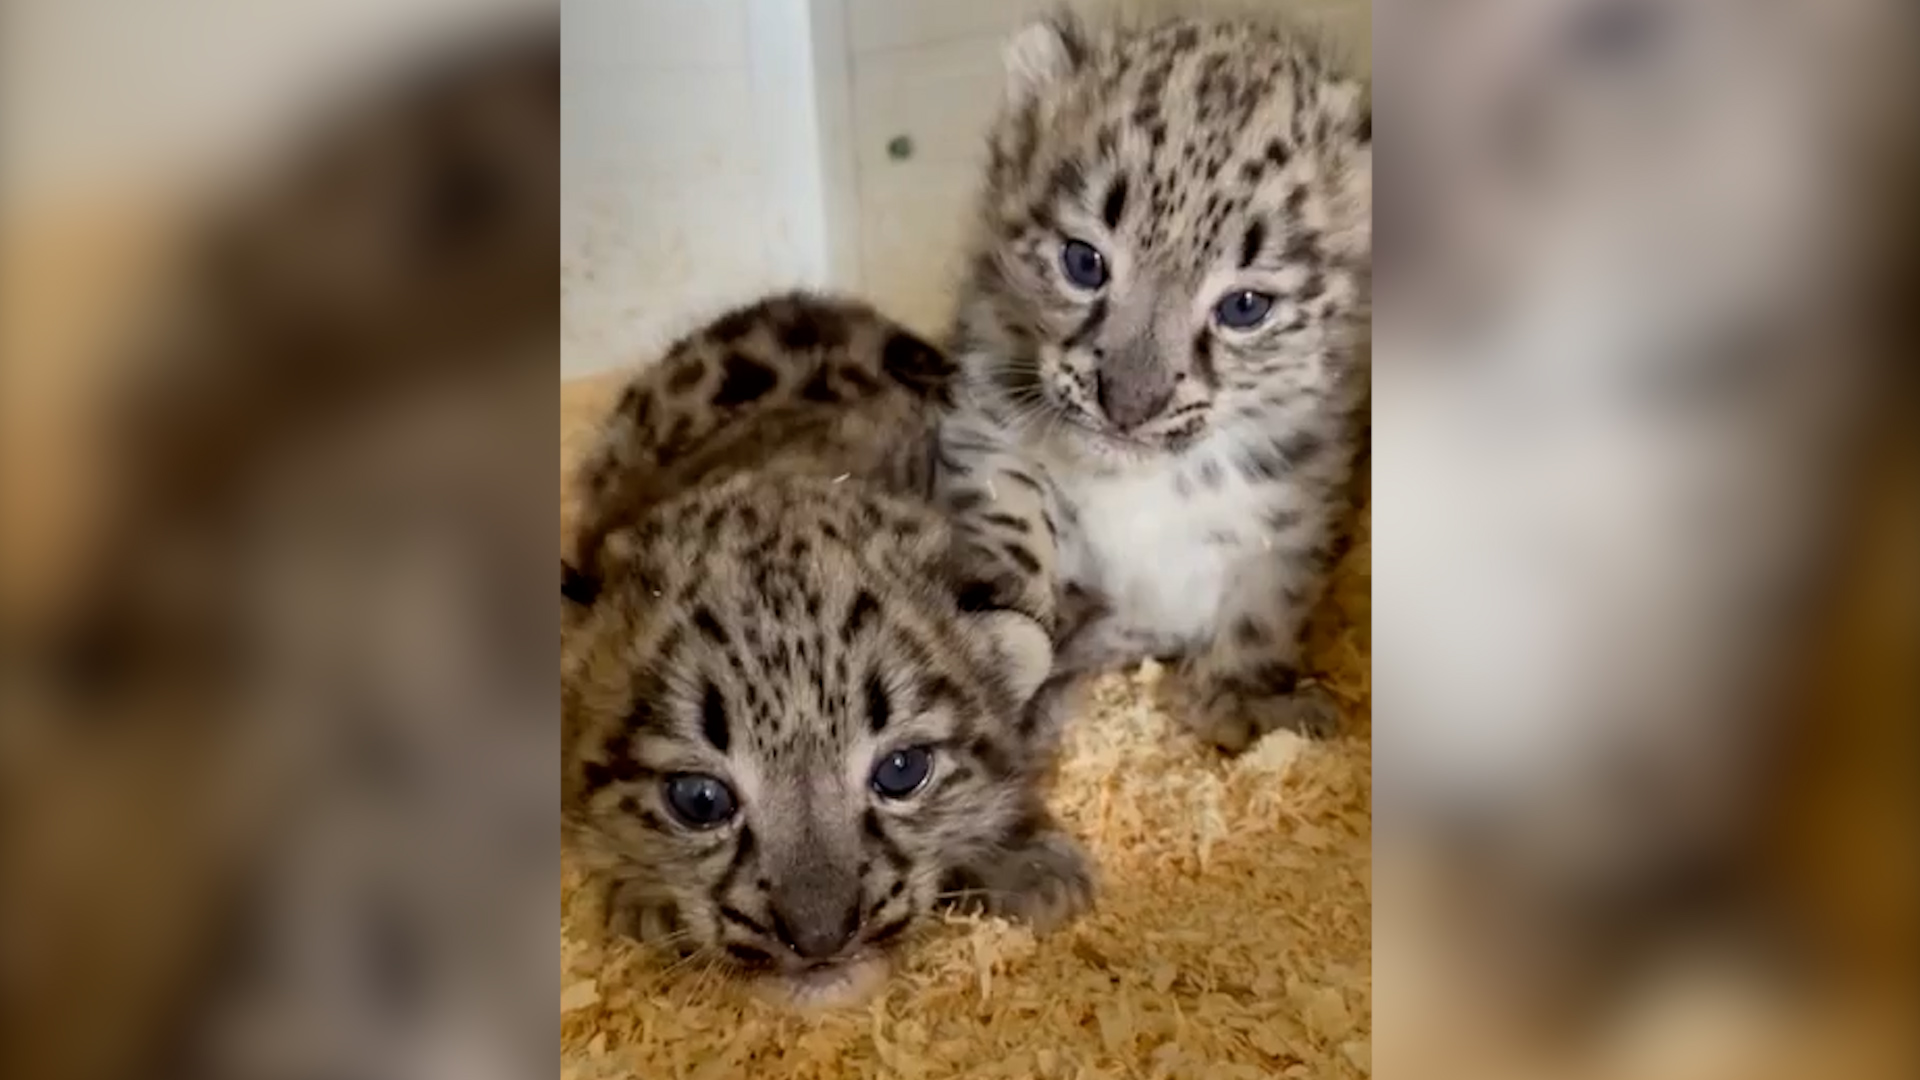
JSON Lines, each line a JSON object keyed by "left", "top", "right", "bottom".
{"left": 4, "top": 3, "right": 557, "bottom": 1080}
{"left": 1371, "top": 1, "right": 1919, "bottom": 1078}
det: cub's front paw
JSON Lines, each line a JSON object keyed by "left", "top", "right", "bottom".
{"left": 592, "top": 875, "right": 689, "bottom": 953}
{"left": 944, "top": 827, "right": 1097, "bottom": 933}
{"left": 1172, "top": 671, "right": 1343, "bottom": 752}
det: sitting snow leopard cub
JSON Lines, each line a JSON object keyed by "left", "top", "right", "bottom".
{"left": 562, "top": 293, "right": 1094, "bottom": 1004}
{"left": 938, "top": 13, "right": 1371, "bottom": 751}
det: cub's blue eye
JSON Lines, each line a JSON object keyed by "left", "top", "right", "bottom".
{"left": 1060, "top": 239, "right": 1109, "bottom": 290}
{"left": 1214, "top": 289, "right": 1275, "bottom": 330}
{"left": 664, "top": 774, "right": 736, "bottom": 827}
{"left": 870, "top": 746, "right": 934, "bottom": 799}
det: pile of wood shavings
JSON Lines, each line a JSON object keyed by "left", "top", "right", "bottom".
{"left": 559, "top": 373, "right": 1372, "bottom": 1079}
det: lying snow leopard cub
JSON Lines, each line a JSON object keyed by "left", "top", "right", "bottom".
{"left": 562, "top": 293, "right": 1093, "bottom": 1004}
{"left": 939, "top": 13, "right": 1372, "bottom": 751}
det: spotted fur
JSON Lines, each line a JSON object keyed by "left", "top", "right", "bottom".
{"left": 936, "top": 11, "right": 1371, "bottom": 751}
{"left": 562, "top": 294, "right": 1092, "bottom": 999}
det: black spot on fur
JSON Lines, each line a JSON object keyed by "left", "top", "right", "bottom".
{"left": 1240, "top": 446, "right": 1288, "bottom": 482}
{"left": 920, "top": 675, "right": 963, "bottom": 710}
{"left": 840, "top": 363, "right": 882, "bottom": 394}
{"left": 1048, "top": 159, "right": 1088, "bottom": 204}
{"left": 701, "top": 682, "right": 730, "bottom": 752}
{"left": 863, "top": 810, "right": 911, "bottom": 871}
{"left": 718, "top": 825, "right": 757, "bottom": 894}
{"left": 561, "top": 562, "right": 599, "bottom": 606}
{"left": 1102, "top": 176, "right": 1130, "bottom": 229}
{"left": 617, "top": 384, "right": 655, "bottom": 424}
{"left": 1240, "top": 219, "right": 1267, "bottom": 269}
{"left": 1240, "top": 430, "right": 1326, "bottom": 482}
{"left": 581, "top": 762, "right": 614, "bottom": 794}
{"left": 967, "top": 735, "right": 1013, "bottom": 779}
{"left": 725, "top": 944, "right": 775, "bottom": 966}
{"left": 1356, "top": 108, "right": 1372, "bottom": 143}
{"left": 1280, "top": 430, "right": 1326, "bottom": 465}
{"left": 1003, "top": 543, "right": 1041, "bottom": 575}
{"left": 1193, "top": 330, "right": 1217, "bottom": 388}
{"left": 880, "top": 331, "right": 951, "bottom": 395}
{"left": 1284, "top": 186, "right": 1308, "bottom": 221}
{"left": 714, "top": 352, "right": 777, "bottom": 407}
{"left": 982, "top": 511, "right": 1030, "bottom": 534}
{"left": 665, "top": 355, "right": 706, "bottom": 393}
{"left": 1234, "top": 617, "right": 1267, "bottom": 647}
{"left": 710, "top": 305, "right": 760, "bottom": 343}
{"left": 1266, "top": 507, "right": 1304, "bottom": 532}
{"left": 1065, "top": 298, "right": 1108, "bottom": 349}
{"left": 1005, "top": 471, "right": 1045, "bottom": 495}
{"left": 955, "top": 581, "right": 998, "bottom": 613}
{"left": 1051, "top": 13, "right": 1090, "bottom": 65}
{"left": 866, "top": 673, "right": 891, "bottom": 733}
{"left": 844, "top": 590, "right": 880, "bottom": 640}
{"left": 720, "top": 905, "right": 771, "bottom": 936}
{"left": 692, "top": 606, "right": 729, "bottom": 645}
{"left": 1265, "top": 139, "right": 1292, "bottom": 167}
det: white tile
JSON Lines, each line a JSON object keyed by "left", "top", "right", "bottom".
{"left": 847, "top": 0, "right": 1053, "bottom": 55}
{"left": 562, "top": 67, "right": 760, "bottom": 178}
{"left": 856, "top": 172, "right": 981, "bottom": 336}
{"left": 851, "top": 33, "right": 1005, "bottom": 175}
{"left": 561, "top": 175, "right": 808, "bottom": 376}
{"left": 562, "top": 0, "right": 749, "bottom": 77}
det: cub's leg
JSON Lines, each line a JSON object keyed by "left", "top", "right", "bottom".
{"left": 1167, "top": 528, "right": 1344, "bottom": 752}
{"left": 939, "top": 809, "right": 1096, "bottom": 933}
{"left": 934, "top": 421, "right": 1062, "bottom": 635}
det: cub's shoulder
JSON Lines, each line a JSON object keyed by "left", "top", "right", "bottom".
{"left": 569, "top": 292, "right": 955, "bottom": 566}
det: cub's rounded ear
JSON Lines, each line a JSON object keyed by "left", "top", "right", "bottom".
{"left": 966, "top": 609, "right": 1053, "bottom": 705}
{"left": 1327, "top": 82, "right": 1372, "bottom": 264}
{"left": 561, "top": 560, "right": 600, "bottom": 609}
{"left": 1004, "top": 10, "right": 1089, "bottom": 107}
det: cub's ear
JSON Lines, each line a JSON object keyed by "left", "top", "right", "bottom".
{"left": 1326, "top": 82, "right": 1372, "bottom": 264}
{"left": 561, "top": 560, "right": 599, "bottom": 609}
{"left": 1004, "top": 10, "right": 1089, "bottom": 107}
{"left": 966, "top": 609, "right": 1053, "bottom": 705}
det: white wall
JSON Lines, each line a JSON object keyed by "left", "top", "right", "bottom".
{"left": 561, "top": 0, "right": 832, "bottom": 377}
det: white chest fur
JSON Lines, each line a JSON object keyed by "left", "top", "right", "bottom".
{"left": 1047, "top": 435, "right": 1290, "bottom": 649}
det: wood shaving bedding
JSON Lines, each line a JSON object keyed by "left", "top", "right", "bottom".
{"left": 560, "top": 373, "right": 1371, "bottom": 1079}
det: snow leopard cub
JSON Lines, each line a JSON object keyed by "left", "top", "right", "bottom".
{"left": 937, "top": 12, "right": 1372, "bottom": 751}
{"left": 562, "top": 294, "right": 1092, "bottom": 1003}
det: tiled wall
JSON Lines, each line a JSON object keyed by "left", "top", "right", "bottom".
{"left": 561, "top": 0, "right": 830, "bottom": 377}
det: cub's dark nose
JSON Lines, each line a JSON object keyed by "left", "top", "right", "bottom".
{"left": 1095, "top": 367, "right": 1175, "bottom": 430}
{"left": 770, "top": 895, "right": 861, "bottom": 960}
